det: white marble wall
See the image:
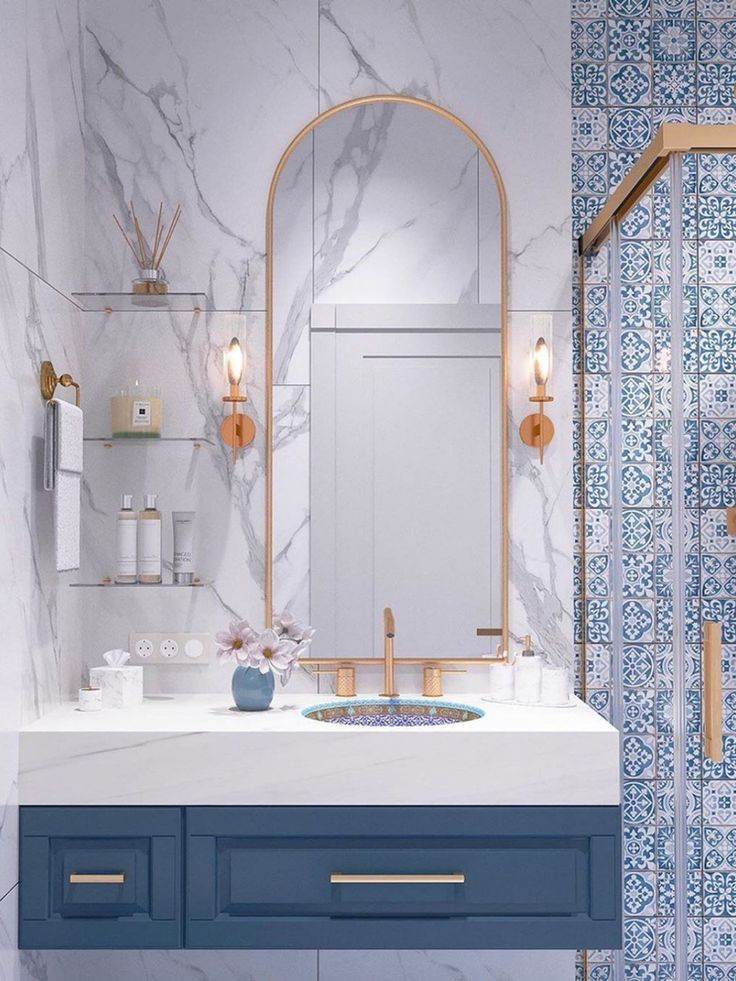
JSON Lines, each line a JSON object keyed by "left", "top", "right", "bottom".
{"left": 0, "top": 2, "right": 86, "bottom": 977}
{"left": 80, "top": 0, "right": 573, "bottom": 688}
{"left": 4, "top": 0, "right": 575, "bottom": 976}
{"left": 12, "top": 946, "right": 573, "bottom": 981}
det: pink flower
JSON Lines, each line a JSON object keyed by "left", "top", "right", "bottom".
{"left": 273, "top": 612, "right": 316, "bottom": 645}
{"left": 215, "top": 619, "right": 257, "bottom": 664}
{"left": 247, "top": 628, "right": 299, "bottom": 677}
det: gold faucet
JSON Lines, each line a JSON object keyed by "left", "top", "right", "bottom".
{"left": 380, "top": 607, "right": 398, "bottom": 697}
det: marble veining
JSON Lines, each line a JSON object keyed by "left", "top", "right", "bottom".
{"left": 3, "top": 1, "right": 574, "bottom": 977}
{"left": 18, "top": 694, "right": 619, "bottom": 807}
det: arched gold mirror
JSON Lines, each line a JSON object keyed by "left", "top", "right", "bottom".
{"left": 265, "top": 94, "right": 508, "bottom": 666}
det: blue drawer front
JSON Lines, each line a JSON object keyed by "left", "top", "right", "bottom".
{"left": 20, "top": 807, "right": 182, "bottom": 949}
{"left": 186, "top": 806, "right": 622, "bottom": 950}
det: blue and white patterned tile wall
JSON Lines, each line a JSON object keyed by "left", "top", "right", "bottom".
{"left": 573, "top": 0, "right": 736, "bottom": 239}
{"left": 574, "top": 1, "right": 736, "bottom": 978}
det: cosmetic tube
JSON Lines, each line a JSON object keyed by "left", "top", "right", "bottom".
{"left": 172, "top": 511, "right": 195, "bottom": 584}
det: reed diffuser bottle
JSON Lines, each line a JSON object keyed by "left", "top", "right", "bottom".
{"left": 113, "top": 201, "right": 182, "bottom": 296}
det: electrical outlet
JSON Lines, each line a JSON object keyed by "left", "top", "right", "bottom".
{"left": 160, "top": 638, "right": 179, "bottom": 659}
{"left": 134, "top": 638, "right": 154, "bottom": 659}
{"left": 129, "top": 633, "right": 214, "bottom": 665}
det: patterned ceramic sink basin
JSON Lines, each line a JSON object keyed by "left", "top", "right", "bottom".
{"left": 302, "top": 698, "right": 484, "bottom": 727}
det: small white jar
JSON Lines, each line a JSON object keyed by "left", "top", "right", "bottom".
{"left": 78, "top": 687, "right": 103, "bottom": 712}
{"left": 540, "top": 665, "right": 570, "bottom": 706}
{"left": 488, "top": 661, "right": 515, "bottom": 702}
{"left": 514, "top": 657, "right": 543, "bottom": 704}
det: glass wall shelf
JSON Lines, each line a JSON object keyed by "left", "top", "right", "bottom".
{"left": 70, "top": 579, "right": 210, "bottom": 588}
{"left": 83, "top": 436, "right": 214, "bottom": 446}
{"left": 72, "top": 292, "right": 209, "bottom": 313}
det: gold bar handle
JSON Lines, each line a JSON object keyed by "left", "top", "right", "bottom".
{"left": 476, "top": 627, "right": 503, "bottom": 637}
{"left": 704, "top": 620, "right": 723, "bottom": 763}
{"left": 330, "top": 872, "right": 464, "bottom": 885}
{"left": 69, "top": 873, "right": 126, "bottom": 884}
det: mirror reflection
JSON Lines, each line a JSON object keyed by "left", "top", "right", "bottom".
{"left": 271, "top": 101, "right": 504, "bottom": 662}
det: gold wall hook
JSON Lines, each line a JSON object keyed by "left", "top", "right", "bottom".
{"left": 40, "top": 360, "right": 81, "bottom": 407}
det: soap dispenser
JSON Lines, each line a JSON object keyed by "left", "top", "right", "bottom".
{"left": 513, "top": 634, "right": 543, "bottom": 704}
{"left": 137, "top": 494, "right": 162, "bottom": 584}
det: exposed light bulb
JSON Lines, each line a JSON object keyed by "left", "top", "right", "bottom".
{"left": 226, "top": 337, "right": 244, "bottom": 387}
{"left": 532, "top": 336, "right": 550, "bottom": 387}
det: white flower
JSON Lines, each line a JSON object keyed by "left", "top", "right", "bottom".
{"left": 247, "top": 628, "right": 299, "bottom": 676}
{"left": 215, "top": 619, "right": 257, "bottom": 664}
{"left": 278, "top": 640, "right": 312, "bottom": 686}
{"left": 273, "top": 611, "right": 316, "bottom": 645}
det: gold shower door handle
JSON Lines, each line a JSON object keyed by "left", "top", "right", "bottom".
{"left": 68, "top": 873, "right": 126, "bottom": 884}
{"left": 703, "top": 620, "right": 723, "bottom": 763}
{"left": 330, "top": 872, "right": 464, "bottom": 885}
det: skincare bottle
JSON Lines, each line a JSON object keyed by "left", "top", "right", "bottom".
{"left": 513, "top": 634, "right": 543, "bottom": 704}
{"left": 115, "top": 494, "right": 138, "bottom": 584}
{"left": 137, "top": 494, "right": 162, "bottom": 584}
{"left": 172, "top": 511, "right": 195, "bottom": 585}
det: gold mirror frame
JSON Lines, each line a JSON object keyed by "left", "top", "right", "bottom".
{"left": 264, "top": 94, "right": 509, "bottom": 648}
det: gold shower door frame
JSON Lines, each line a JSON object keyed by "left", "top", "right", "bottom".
{"left": 577, "top": 121, "right": 736, "bottom": 701}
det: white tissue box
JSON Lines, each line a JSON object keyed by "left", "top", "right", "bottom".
{"left": 89, "top": 665, "right": 143, "bottom": 709}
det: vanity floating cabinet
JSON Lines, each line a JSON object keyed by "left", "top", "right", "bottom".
{"left": 20, "top": 805, "right": 621, "bottom": 950}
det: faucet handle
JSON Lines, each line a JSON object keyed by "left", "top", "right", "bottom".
{"left": 422, "top": 662, "right": 466, "bottom": 698}
{"left": 309, "top": 664, "right": 356, "bottom": 698}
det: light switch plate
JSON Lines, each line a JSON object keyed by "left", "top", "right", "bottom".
{"left": 128, "top": 632, "right": 215, "bottom": 665}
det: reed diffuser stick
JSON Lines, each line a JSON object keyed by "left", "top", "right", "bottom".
{"left": 150, "top": 203, "right": 164, "bottom": 268}
{"left": 153, "top": 205, "right": 181, "bottom": 269}
{"left": 130, "top": 200, "right": 149, "bottom": 266}
{"left": 113, "top": 214, "right": 145, "bottom": 265}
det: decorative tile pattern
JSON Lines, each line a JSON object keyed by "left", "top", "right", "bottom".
{"left": 575, "top": 5, "right": 736, "bottom": 976}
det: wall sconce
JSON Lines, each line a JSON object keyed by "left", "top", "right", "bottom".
{"left": 220, "top": 336, "right": 255, "bottom": 462}
{"left": 519, "top": 334, "right": 554, "bottom": 464}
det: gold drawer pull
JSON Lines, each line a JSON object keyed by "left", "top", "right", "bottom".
{"left": 69, "top": 873, "right": 126, "bottom": 884}
{"left": 330, "top": 872, "right": 464, "bottom": 885}
{"left": 704, "top": 620, "right": 723, "bottom": 763}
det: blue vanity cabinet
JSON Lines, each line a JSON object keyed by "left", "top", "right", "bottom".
{"left": 19, "top": 805, "right": 620, "bottom": 950}
{"left": 20, "top": 807, "right": 182, "bottom": 949}
{"left": 186, "top": 806, "right": 621, "bottom": 950}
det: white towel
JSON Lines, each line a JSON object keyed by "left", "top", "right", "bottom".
{"left": 44, "top": 398, "right": 83, "bottom": 571}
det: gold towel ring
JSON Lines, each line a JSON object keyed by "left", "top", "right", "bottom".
{"left": 40, "top": 360, "right": 80, "bottom": 407}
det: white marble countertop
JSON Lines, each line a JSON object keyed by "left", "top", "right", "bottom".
{"left": 19, "top": 693, "right": 620, "bottom": 807}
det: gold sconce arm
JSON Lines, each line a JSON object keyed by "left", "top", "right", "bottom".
{"left": 519, "top": 387, "right": 554, "bottom": 464}
{"left": 40, "top": 360, "right": 81, "bottom": 407}
{"left": 703, "top": 620, "right": 723, "bottom": 763}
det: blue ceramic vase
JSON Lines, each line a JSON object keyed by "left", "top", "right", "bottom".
{"left": 231, "top": 665, "right": 275, "bottom": 711}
